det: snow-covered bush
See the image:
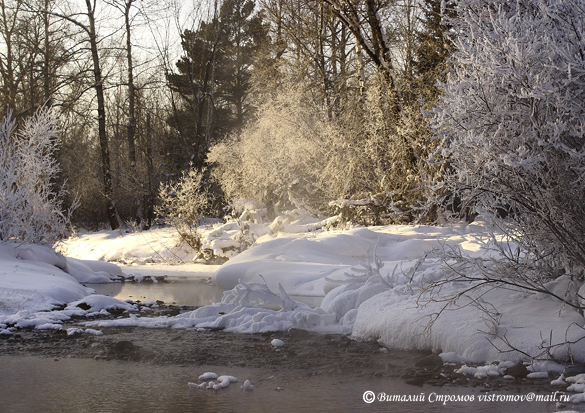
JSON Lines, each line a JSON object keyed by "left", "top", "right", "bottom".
{"left": 209, "top": 71, "right": 442, "bottom": 225}
{"left": 156, "top": 165, "right": 209, "bottom": 250}
{"left": 433, "top": 0, "right": 585, "bottom": 285}
{"left": 0, "top": 108, "right": 76, "bottom": 243}
{"left": 208, "top": 84, "right": 332, "bottom": 219}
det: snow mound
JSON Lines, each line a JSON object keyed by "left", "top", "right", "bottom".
{"left": 57, "top": 227, "right": 198, "bottom": 264}
{"left": 271, "top": 339, "right": 284, "bottom": 347}
{"left": 456, "top": 362, "right": 515, "bottom": 379}
{"left": 0, "top": 242, "right": 93, "bottom": 316}
{"left": 198, "top": 372, "right": 218, "bottom": 381}
{"left": 65, "top": 258, "right": 124, "bottom": 283}
{"left": 82, "top": 220, "right": 585, "bottom": 364}
{"left": 0, "top": 241, "right": 134, "bottom": 333}
{"left": 85, "top": 279, "right": 346, "bottom": 334}
{"left": 188, "top": 372, "right": 240, "bottom": 391}
{"left": 66, "top": 295, "right": 137, "bottom": 314}
{"left": 57, "top": 209, "right": 333, "bottom": 265}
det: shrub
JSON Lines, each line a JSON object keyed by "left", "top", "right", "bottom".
{"left": 156, "top": 165, "right": 209, "bottom": 250}
{"left": 0, "top": 108, "right": 77, "bottom": 243}
{"left": 433, "top": 0, "right": 585, "bottom": 284}
{"left": 207, "top": 84, "right": 331, "bottom": 219}
{"left": 209, "top": 79, "right": 438, "bottom": 224}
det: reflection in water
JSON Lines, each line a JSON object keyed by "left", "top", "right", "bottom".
{"left": 88, "top": 279, "right": 225, "bottom": 307}
{"left": 0, "top": 357, "right": 558, "bottom": 413}
{"left": 87, "top": 278, "right": 323, "bottom": 308}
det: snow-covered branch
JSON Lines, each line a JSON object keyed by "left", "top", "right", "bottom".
{"left": 433, "top": 0, "right": 585, "bottom": 280}
{"left": 0, "top": 108, "right": 77, "bottom": 243}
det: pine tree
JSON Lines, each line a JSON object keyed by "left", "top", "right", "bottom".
{"left": 166, "top": 0, "right": 268, "bottom": 170}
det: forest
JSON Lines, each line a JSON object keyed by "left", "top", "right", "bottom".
{"left": 2, "top": 0, "right": 585, "bottom": 295}
{"left": 5, "top": 3, "right": 585, "bottom": 398}
{"left": 0, "top": 0, "right": 452, "bottom": 229}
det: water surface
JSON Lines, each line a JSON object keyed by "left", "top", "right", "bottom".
{"left": 0, "top": 357, "right": 561, "bottom": 412}
{"left": 88, "top": 263, "right": 323, "bottom": 308}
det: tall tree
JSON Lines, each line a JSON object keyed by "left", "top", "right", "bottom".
{"left": 47, "top": 0, "right": 121, "bottom": 230}
{"left": 216, "top": 0, "right": 267, "bottom": 125}
{"left": 259, "top": 0, "right": 356, "bottom": 118}
{"left": 106, "top": 0, "right": 144, "bottom": 226}
{"left": 0, "top": 0, "right": 75, "bottom": 115}
{"left": 0, "top": 0, "right": 31, "bottom": 113}
{"left": 319, "top": 0, "right": 396, "bottom": 89}
{"left": 167, "top": 0, "right": 267, "bottom": 169}
{"left": 414, "top": 0, "right": 455, "bottom": 105}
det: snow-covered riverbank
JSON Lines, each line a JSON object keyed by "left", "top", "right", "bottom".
{"left": 3, "top": 220, "right": 585, "bottom": 375}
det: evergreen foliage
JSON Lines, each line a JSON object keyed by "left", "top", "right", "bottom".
{"left": 166, "top": 0, "right": 268, "bottom": 169}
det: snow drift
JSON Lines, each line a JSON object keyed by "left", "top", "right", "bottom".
{"left": 0, "top": 242, "right": 125, "bottom": 331}
{"left": 77, "top": 220, "right": 585, "bottom": 365}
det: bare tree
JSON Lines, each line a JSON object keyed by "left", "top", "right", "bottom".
{"left": 260, "top": 0, "right": 356, "bottom": 117}
{"left": 45, "top": 0, "right": 121, "bottom": 230}
{"left": 0, "top": 0, "right": 26, "bottom": 112}
{"left": 104, "top": 0, "right": 144, "bottom": 226}
{"left": 319, "top": 0, "right": 396, "bottom": 90}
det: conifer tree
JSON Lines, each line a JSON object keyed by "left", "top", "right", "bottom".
{"left": 166, "top": 0, "right": 268, "bottom": 169}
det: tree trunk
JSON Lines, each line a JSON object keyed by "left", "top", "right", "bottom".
{"left": 0, "top": 0, "right": 18, "bottom": 112}
{"left": 144, "top": 113, "right": 154, "bottom": 227}
{"left": 86, "top": 0, "right": 120, "bottom": 230}
{"left": 43, "top": 0, "right": 51, "bottom": 106}
{"left": 124, "top": 0, "right": 143, "bottom": 226}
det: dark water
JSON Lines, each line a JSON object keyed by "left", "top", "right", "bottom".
{"left": 0, "top": 357, "right": 563, "bottom": 412}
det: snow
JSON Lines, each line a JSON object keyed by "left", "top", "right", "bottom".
{"left": 7, "top": 218, "right": 585, "bottom": 373}
{"left": 57, "top": 219, "right": 585, "bottom": 370}
{"left": 66, "top": 295, "right": 137, "bottom": 314}
{"left": 455, "top": 362, "right": 515, "bottom": 379}
{"left": 65, "top": 258, "right": 124, "bottom": 283}
{"left": 0, "top": 243, "right": 93, "bottom": 317}
{"left": 198, "top": 372, "right": 219, "bottom": 381}
{"left": 271, "top": 339, "right": 284, "bottom": 347}
{"left": 214, "top": 375, "right": 238, "bottom": 389}
{"left": 56, "top": 227, "right": 199, "bottom": 264}
{"left": 188, "top": 372, "right": 240, "bottom": 391}
{"left": 67, "top": 327, "right": 103, "bottom": 336}
{"left": 0, "top": 241, "right": 129, "bottom": 334}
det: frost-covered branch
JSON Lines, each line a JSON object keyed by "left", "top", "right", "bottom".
{"left": 0, "top": 108, "right": 77, "bottom": 243}
{"left": 431, "top": 0, "right": 585, "bottom": 303}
